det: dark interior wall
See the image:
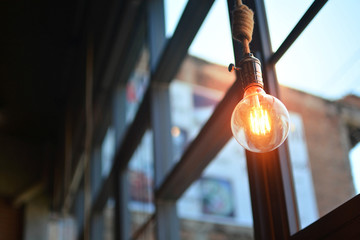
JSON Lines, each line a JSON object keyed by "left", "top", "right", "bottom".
{"left": 0, "top": 136, "right": 44, "bottom": 198}
{"left": 0, "top": 1, "right": 87, "bottom": 236}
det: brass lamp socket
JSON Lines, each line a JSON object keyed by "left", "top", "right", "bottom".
{"left": 238, "top": 53, "right": 264, "bottom": 91}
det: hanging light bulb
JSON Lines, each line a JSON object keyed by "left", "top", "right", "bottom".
{"left": 229, "top": 54, "right": 290, "bottom": 153}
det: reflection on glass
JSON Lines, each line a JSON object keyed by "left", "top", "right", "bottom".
{"left": 126, "top": 46, "right": 150, "bottom": 124}
{"left": 128, "top": 130, "right": 154, "bottom": 234}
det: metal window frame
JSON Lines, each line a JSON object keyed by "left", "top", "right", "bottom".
{"left": 70, "top": 0, "right": 348, "bottom": 239}
{"left": 81, "top": 1, "right": 215, "bottom": 239}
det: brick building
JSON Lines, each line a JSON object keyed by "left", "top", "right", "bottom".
{"left": 175, "top": 55, "right": 358, "bottom": 219}
{"left": 126, "top": 55, "right": 359, "bottom": 238}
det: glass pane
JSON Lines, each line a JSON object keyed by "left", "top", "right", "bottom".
{"left": 103, "top": 199, "right": 115, "bottom": 240}
{"left": 101, "top": 127, "right": 116, "bottom": 178}
{"left": 90, "top": 198, "right": 115, "bottom": 240}
{"left": 126, "top": 46, "right": 150, "bottom": 124}
{"left": 264, "top": 0, "right": 314, "bottom": 51}
{"left": 48, "top": 216, "right": 76, "bottom": 240}
{"left": 132, "top": 216, "right": 156, "bottom": 240}
{"left": 350, "top": 143, "right": 360, "bottom": 194}
{"left": 287, "top": 112, "right": 318, "bottom": 228}
{"left": 275, "top": 0, "right": 360, "bottom": 229}
{"left": 188, "top": 0, "right": 234, "bottom": 66}
{"left": 178, "top": 139, "right": 253, "bottom": 239}
{"left": 72, "top": 187, "right": 84, "bottom": 233}
{"left": 170, "top": 0, "right": 236, "bottom": 163}
{"left": 164, "top": 0, "right": 188, "bottom": 38}
{"left": 276, "top": 1, "right": 360, "bottom": 99}
{"left": 128, "top": 130, "right": 155, "bottom": 233}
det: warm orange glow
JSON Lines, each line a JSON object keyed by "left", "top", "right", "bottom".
{"left": 231, "top": 85, "right": 290, "bottom": 152}
{"left": 171, "top": 126, "right": 181, "bottom": 137}
{"left": 249, "top": 106, "right": 271, "bottom": 135}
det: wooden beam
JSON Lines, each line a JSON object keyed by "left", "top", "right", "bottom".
{"left": 291, "top": 195, "right": 360, "bottom": 240}
{"left": 63, "top": 154, "right": 85, "bottom": 213}
{"left": 12, "top": 182, "right": 45, "bottom": 207}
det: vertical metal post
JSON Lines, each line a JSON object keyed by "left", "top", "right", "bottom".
{"left": 251, "top": 0, "right": 300, "bottom": 235}
{"left": 91, "top": 148, "right": 102, "bottom": 201}
{"left": 148, "top": 0, "right": 180, "bottom": 239}
{"left": 90, "top": 213, "right": 104, "bottom": 240}
{"left": 227, "top": 0, "right": 300, "bottom": 239}
{"left": 113, "top": 86, "right": 130, "bottom": 240}
{"left": 151, "top": 86, "right": 180, "bottom": 240}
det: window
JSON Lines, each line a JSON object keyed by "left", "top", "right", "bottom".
{"left": 266, "top": 0, "right": 360, "bottom": 229}
{"left": 71, "top": 0, "right": 360, "bottom": 239}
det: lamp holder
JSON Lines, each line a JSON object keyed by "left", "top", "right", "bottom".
{"left": 228, "top": 53, "right": 264, "bottom": 91}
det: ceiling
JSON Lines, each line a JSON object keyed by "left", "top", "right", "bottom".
{"left": 0, "top": 0, "right": 82, "bottom": 201}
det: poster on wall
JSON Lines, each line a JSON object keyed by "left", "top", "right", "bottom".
{"left": 201, "top": 177, "right": 235, "bottom": 217}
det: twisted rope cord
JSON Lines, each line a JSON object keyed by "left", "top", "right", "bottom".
{"left": 232, "top": 0, "right": 254, "bottom": 55}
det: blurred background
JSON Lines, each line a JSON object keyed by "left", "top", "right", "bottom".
{"left": 0, "top": 0, "right": 360, "bottom": 239}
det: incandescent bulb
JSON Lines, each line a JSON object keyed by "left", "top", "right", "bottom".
{"left": 231, "top": 86, "right": 290, "bottom": 153}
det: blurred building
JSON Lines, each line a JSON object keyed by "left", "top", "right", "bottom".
{"left": 126, "top": 55, "right": 359, "bottom": 239}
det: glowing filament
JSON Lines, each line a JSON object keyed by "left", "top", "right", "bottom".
{"left": 250, "top": 107, "right": 271, "bottom": 135}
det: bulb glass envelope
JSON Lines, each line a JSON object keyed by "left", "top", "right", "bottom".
{"left": 231, "top": 86, "right": 290, "bottom": 152}
{"left": 230, "top": 54, "right": 290, "bottom": 153}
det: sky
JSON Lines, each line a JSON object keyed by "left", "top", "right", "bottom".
{"left": 164, "top": 0, "right": 360, "bottom": 100}
{"left": 164, "top": 0, "right": 360, "bottom": 198}
{"left": 164, "top": 0, "right": 234, "bottom": 65}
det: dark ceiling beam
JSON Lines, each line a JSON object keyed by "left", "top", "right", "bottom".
{"left": 93, "top": 0, "right": 125, "bottom": 81}
{"left": 268, "top": 0, "right": 328, "bottom": 65}
{"left": 95, "top": 0, "right": 145, "bottom": 91}
{"left": 13, "top": 182, "right": 45, "bottom": 207}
